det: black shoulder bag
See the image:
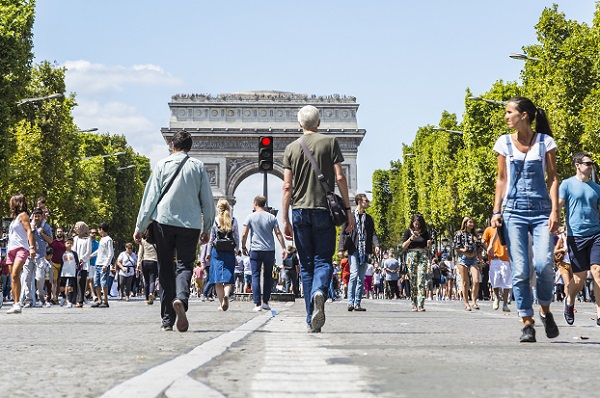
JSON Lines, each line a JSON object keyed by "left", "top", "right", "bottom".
{"left": 145, "top": 155, "right": 189, "bottom": 244}
{"left": 297, "top": 137, "right": 348, "bottom": 227}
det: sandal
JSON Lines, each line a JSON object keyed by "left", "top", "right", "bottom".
{"left": 472, "top": 304, "right": 480, "bottom": 310}
{"left": 412, "top": 305, "right": 418, "bottom": 312}
{"left": 465, "top": 305, "right": 472, "bottom": 311}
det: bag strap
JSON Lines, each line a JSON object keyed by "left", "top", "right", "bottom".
{"left": 156, "top": 155, "right": 190, "bottom": 206}
{"left": 297, "top": 137, "right": 333, "bottom": 193}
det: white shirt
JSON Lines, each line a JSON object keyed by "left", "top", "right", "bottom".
{"left": 93, "top": 236, "right": 114, "bottom": 267}
{"left": 73, "top": 236, "right": 92, "bottom": 271}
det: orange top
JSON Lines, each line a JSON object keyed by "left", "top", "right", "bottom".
{"left": 482, "top": 227, "right": 509, "bottom": 262}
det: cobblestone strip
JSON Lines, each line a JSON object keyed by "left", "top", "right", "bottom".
{"left": 100, "top": 311, "right": 274, "bottom": 398}
{"left": 250, "top": 313, "right": 378, "bottom": 397}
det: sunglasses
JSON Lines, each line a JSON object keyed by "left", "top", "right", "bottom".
{"left": 579, "top": 161, "right": 594, "bottom": 166}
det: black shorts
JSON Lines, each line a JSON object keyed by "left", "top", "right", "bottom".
{"left": 567, "top": 231, "right": 600, "bottom": 273}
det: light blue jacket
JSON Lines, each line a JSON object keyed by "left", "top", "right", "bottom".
{"left": 135, "top": 151, "right": 215, "bottom": 233}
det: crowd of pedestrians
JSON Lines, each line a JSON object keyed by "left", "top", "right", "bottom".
{"left": 2, "top": 101, "right": 600, "bottom": 346}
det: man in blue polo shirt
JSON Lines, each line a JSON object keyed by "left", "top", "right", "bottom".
{"left": 559, "top": 152, "right": 600, "bottom": 326}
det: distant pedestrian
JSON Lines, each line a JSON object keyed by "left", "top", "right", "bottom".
{"left": 282, "top": 105, "right": 354, "bottom": 332}
{"left": 207, "top": 199, "right": 239, "bottom": 311}
{"left": 60, "top": 237, "right": 80, "bottom": 308}
{"left": 6, "top": 195, "right": 36, "bottom": 314}
{"left": 338, "top": 193, "right": 379, "bottom": 312}
{"left": 402, "top": 214, "right": 431, "bottom": 311}
{"left": 73, "top": 221, "right": 92, "bottom": 308}
{"left": 453, "top": 216, "right": 481, "bottom": 311}
{"left": 138, "top": 233, "right": 158, "bottom": 305}
{"left": 482, "top": 225, "right": 512, "bottom": 312}
{"left": 116, "top": 243, "right": 137, "bottom": 301}
{"left": 91, "top": 222, "right": 114, "bottom": 308}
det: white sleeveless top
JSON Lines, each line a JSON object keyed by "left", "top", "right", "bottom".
{"left": 8, "top": 215, "right": 30, "bottom": 252}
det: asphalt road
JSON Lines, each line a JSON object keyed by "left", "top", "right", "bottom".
{"left": 1, "top": 296, "right": 599, "bottom": 397}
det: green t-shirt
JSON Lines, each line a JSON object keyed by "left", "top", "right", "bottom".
{"left": 282, "top": 132, "right": 344, "bottom": 210}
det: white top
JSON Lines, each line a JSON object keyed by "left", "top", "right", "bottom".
{"left": 61, "top": 251, "right": 78, "bottom": 277}
{"left": 443, "top": 260, "right": 454, "bottom": 271}
{"left": 73, "top": 236, "right": 92, "bottom": 271}
{"left": 365, "top": 263, "right": 373, "bottom": 277}
{"left": 8, "top": 216, "right": 29, "bottom": 252}
{"left": 493, "top": 133, "right": 557, "bottom": 200}
{"left": 93, "top": 236, "right": 114, "bottom": 267}
{"left": 118, "top": 251, "right": 137, "bottom": 277}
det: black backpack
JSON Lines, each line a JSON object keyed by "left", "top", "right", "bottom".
{"left": 214, "top": 227, "right": 236, "bottom": 252}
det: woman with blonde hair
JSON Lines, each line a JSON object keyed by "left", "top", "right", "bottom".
{"left": 206, "top": 199, "right": 239, "bottom": 311}
{"left": 73, "top": 221, "right": 92, "bottom": 307}
{"left": 453, "top": 216, "right": 481, "bottom": 311}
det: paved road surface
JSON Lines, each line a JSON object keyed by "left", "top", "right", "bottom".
{"left": 1, "top": 296, "right": 599, "bottom": 397}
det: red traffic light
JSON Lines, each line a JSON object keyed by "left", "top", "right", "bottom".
{"left": 261, "top": 137, "right": 271, "bottom": 146}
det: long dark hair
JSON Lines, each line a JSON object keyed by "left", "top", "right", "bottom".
{"left": 508, "top": 96, "right": 553, "bottom": 137}
{"left": 409, "top": 213, "right": 427, "bottom": 232}
{"left": 10, "top": 194, "right": 28, "bottom": 218}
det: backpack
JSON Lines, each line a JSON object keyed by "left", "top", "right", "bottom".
{"left": 214, "top": 227, "right": 236, "bottom": 252}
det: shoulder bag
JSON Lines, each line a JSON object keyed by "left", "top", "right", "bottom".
{"left": 145, "top": 155, "right": 189, "bottom": 244}
{"left": 297, "top": 138, "right": 348, "bottom": 226}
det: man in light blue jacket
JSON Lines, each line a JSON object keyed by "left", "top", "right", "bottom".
{"left": 134, "top": 131, "right": 215, "bottom": 332}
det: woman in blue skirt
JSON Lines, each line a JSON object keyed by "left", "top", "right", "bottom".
{"left": 207, "top": 199, "right": 239, "bottom": 311}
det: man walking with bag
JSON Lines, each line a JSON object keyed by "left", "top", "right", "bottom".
{"left": 134, "top": 131, "right": 215, "bottom": 332}
{"left": 282, "top": 105, "right": 354, "bottom": 333}
{"left": 338, "top": 193, "right": 379, "bottom": 312}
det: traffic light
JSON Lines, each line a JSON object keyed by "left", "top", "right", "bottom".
{"left": 258, "top": 136, "right": 273, "bottom": 171}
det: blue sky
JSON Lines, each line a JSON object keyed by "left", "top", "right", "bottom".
{"left": 32, "top": 1, "right": 596, "bottom": 248}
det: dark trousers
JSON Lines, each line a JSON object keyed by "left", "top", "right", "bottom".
{"left": 250, "top": 250, "right": 275, "bottom": 306}
{"left": 154, "top": 222, "right": 200, "bottom": 327}
{"left": 142, "top": 260, "right": 158, "bottom": 300}
{"left": 76, "top": 270, "right": 88, "bottom": 304}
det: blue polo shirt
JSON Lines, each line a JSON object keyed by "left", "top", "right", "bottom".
{"left": 559, "top": 176, "right": 600, "bottom": 237}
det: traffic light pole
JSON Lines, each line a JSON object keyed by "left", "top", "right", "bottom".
{"left": 263, "top": 170, "right": 268, "bottom": 206}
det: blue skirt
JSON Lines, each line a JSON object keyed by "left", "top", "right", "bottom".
{"left": 209, "top": 247, "right": 235, "bottom": 284}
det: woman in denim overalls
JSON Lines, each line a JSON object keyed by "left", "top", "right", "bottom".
{"left": 491, "top": 97, "right": 560, "bottom": 343}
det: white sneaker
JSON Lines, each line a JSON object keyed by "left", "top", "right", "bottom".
{"left": 65, "top": 302, "right": 73, "bottom": 308}
{"left": 503, "top": 303, "right": 511, "bottom": 312}
{"left": 43, "top": 302, "right": 52, "bottom": 308}
{"left": 253, "top": 305, "right": 262, "bottom": 312}
{"left": 261, "top": 303, "right": 271, "bottom": 310}
{"left": 22, "top": 302, "right": 32, "bottom": 308}
{"left": 493, "top": 299, "right": 500, "bottom": 310}
{"left": 7, "top": 304, "right": 22, "bottom": 314}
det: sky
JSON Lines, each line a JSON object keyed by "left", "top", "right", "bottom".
{"left": 31, "top": 0, "right": 597, "bottom": 252}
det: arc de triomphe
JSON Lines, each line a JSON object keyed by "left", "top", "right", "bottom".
{"left": 160, "top": 91, "right": 366, "bottom": 206}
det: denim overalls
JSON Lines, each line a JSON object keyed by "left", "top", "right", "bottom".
{"left": 502, "top": 133, "right": 555, "bottom": 317}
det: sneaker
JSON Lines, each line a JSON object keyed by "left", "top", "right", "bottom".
{"left": 253, "top": 305, "right": 262, "bottom": 312}
{"left": 161, "top": 325, "right": 173, "bottom": 332}
{"left": 261, "top": 303, "right": 271, "bottom": 311}
{"left": 347, "top": 305, "right": 354, "bottom": 312}
{"left": 540, "top": 311, "right": 560, "bottom": 339}
{"left": 200, "top": 295, "right": 206, "bottom": 302}
{"left": 126, "top": 296, "right": 130, "bottom": 302}
{"left": 34, "top": 302, "right": 43, "bottom": 308}
{"left": 597, "top": 317, "right": 600, "bottom": 327}
{"left": 65, "top": 303, "right": 73, "bottom": 308}
{"left": 520, "top": 324, "right": 536, "bottom": 343}
{"left": 564, "top": 302, "right": 575, "bottom": 325}
{"left": 502, "top": 303, "right": 511, "bottom": 312}
{"left": 99, "top": 302, "right": 109, "bottom": 308}
{"left": 311, "top": 291, "right": 326, "bottom": 332}
{"left": 23, "top": 302, "right": 32, "bottom": 308}
{"left": 43, "top": 302, "right": 52, "bottom": 308}
{"left": 7, "top": 304, "right": 22, "bottom": 314}
{"left": 91, "top": 301, "right": 100, "bottom": 308}
{"left": 148, "top": 293, "right": 154, "bottom": 305}
{"left": 172, "top": 299, "right": 189, "bottom": 332}
{"left": 493, "top": 299, "right": 500, "bottom": 310}
{"left": 307, "top": 323, "right": 320, "bottom": 333}
{"left": 354, "top": 305, "right": 366, "bottom": 312}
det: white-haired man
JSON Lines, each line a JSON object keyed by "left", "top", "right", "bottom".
{"left": 282, "top": 105, "right": 354, "bottom": 332}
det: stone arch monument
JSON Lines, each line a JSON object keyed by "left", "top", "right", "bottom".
{"left": 160, "top": 91, "right": 366, "bottom": 206}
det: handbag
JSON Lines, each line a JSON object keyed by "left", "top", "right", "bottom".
{"left": 297, "top": 137, "right": 349, "bottom": 227}
{"left": 145, "top": 155, "right": 190, "bottom": 244}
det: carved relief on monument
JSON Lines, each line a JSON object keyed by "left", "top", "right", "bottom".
{"left": 227, "top": 158, "right": 254, "bottom": 180}
{"left": 205, "top": 164, "right": 219, "bottom": 187}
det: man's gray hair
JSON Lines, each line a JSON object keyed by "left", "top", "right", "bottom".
{"left": 297, "top": 105, "right": 320, "bottom": 130}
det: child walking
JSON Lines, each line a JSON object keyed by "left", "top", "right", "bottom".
{"left": 60, "top": 237, "right": 80, "bottom": 308}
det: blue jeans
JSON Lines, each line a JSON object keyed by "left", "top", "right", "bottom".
{"left": 250, "top": 250, "right": 274, "bottom": 306}
{"left": 347, "top": 252, "right": 367, "bottom": 307}
{"left": 292, "top": 209, "right": 335, "bottom": 324}
{"left": 503, "top": 209, "right": 554, "bottom": 317}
